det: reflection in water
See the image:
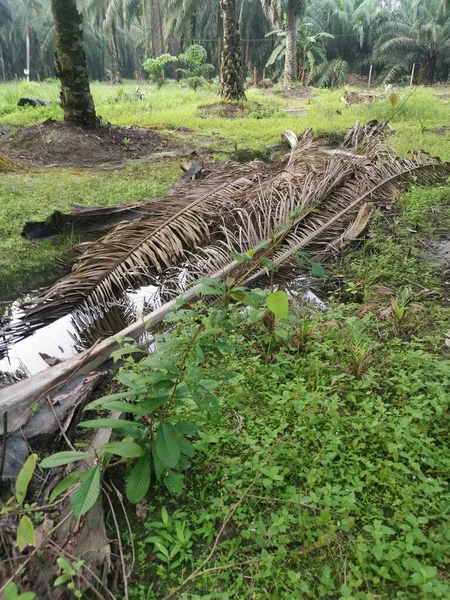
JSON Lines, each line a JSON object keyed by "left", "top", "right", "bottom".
{"left": 0, "top": 285, "right": 158, "bottom": 378}
{"left": 0, "top": 277, "right": 326, "bottom": 382}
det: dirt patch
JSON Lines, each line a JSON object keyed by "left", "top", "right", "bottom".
{"left": 0, "top": 121, "right": 174, "bottom": 167}
{"left": 273, "top": 87, "right": 314, "bottom": 100}
{"left": 424, "top": 238, "right": 450, "bottom": 268}
{"left": 424, "top": 126, "right": 450, "bottom": 136}
{"left": 198, "top": 102, "right": 253, "bottom": 119}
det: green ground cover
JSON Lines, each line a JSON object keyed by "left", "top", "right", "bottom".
{"left": 114, "top": 186, "right": 450, "bottom": 599}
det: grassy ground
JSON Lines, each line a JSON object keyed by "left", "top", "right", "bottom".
{"left": 113, "top": 187, "right": 450, "bottom": 600}
{"left": 1, "top": 80, "right": 450, "bottom": 599}
{"left": 1, "top": 80, "right": 450, "bottom": 298}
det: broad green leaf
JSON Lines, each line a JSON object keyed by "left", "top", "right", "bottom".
{"left": 274, "top": 328, "right": 289, "bottom": 340}
{"left": 84, "top": 392, "right": 138, "bottom": 410}
{"left": 311, "top": 262, "right": 325, "bottom": 277}
{"left": 87, "top": 400, "right": 145, "bottom": 414}
{"left": 140, "top": 354, "right": 178, "bottom": 372}
{"left": 49, "top": 473, "right": 81, "bottom": 504}
{"left": 174, "top": 421, "right": 199, "bottom": 437}
{"left": 155, "top": 423, "right": 181, "bottom": 468}
{"left": 20, "top": 593, "right": 37, "bottom": 600}
{"left": 116, "top": 372, "right": 146, "bottom": 391}
{"left": 17, "top": 515, "right": 35, "bottom": 551}
{"left": 266, "top": 290, "right": 289, "bottom": 319}
{"left": 179, "top": 437, "right": 195, "bottom": 458}
{"left": 161, "top": 507, "right": 169, "bottom": 527}
{"left": 100, "top": 441, "right": 143, "bottom": 458}
{"left": 71, "top": 467, "right": 101, "bottom": 517}
{"left": 40, "top": 451, "right": 93, "bottom": 469}
{"left": 164, "top": 472, "right": 184, "bottom": 496}
{"left": 126, "top": 452, "right": 152, "bottom": 503}
{"left": 78, "top": 418, "right": 145, "bottom": 435}
{"left": 152, "top": 444, "right": 166, "bottom": 480}
{"left": 56, "top": 557, "right": 73, "bottom": 572}
{"left": 153, "top": 541, "right": 170, "bottom": 560}
{"left": 140, "top": 396, "right": 169, "bottom": 412}
{"left": 15, "top": 454, "right": 38, "bottom": 505}
{"left": 4, "top": 582, "right": 18, "bottom": 600}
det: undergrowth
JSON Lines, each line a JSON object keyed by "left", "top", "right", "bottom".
{"left": 116, "top": 286, "right": 449, "bottom": 599}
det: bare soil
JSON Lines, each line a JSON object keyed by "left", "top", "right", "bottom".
{"left": 0, "top": 120, "right": 175, "bottom": 167}
{"left": 273, "top": 86, "right": 314, "bottom": 100}
{"left": 198, "top": 102, "right": 254, "bottom": 119}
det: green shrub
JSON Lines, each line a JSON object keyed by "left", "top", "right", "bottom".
{"left": 143, "top": 54, "right": 177, "bottom": 88}
{"left": 178, "top": 45, "right": 214, "bottom": 91}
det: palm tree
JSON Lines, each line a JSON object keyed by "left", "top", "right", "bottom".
{"left": 220, "top": 0, "right": 246, "bottom": 99}
{"left": 261, "top": 0, "right": 305, "bottom": 86}
{"left": 284, "top": 0, "right": 305, "bottom": 86}
{"left": 373, "top": 0, "right": 450, "bottom": 84}
{"left": 50, "top": 0, "right": 97, "bottom": 127}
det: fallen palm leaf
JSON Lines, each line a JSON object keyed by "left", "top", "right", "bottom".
{"left": 5, "top": 124, "right": 450, "bottom": 348}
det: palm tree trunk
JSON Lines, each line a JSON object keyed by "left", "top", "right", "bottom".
{"left": 220, "top": 0, "right": 246, "bottom": 100}
{"left": 283, "top": 3, "right": 298, "bottom": 87}
{"left": 421, "top": 47, "right": 437, "bottom": 85}
{"left": 109, "top": 21, "right": 122, "bottom": 85}
{"left": 150, "top": 0, "right": 164, "bottom": 55}
{"left": 50, "top": 0, "right": 97, "bottom": 127}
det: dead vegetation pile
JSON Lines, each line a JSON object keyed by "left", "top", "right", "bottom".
{"left": 9, "top": 121, "right": 450, "bottom": 343}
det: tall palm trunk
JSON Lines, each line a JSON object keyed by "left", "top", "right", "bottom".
{"left": 283, "top": 2, "right": 298, "bottom": 87}
{"left": 150, "top": 0, "right": 164, "bottom": 55}
{"left": 420, "top": 46, "right": 437, "bottom": 84}
{"left": 220, "top": 0, "right": 246, "bottom": 100}
{"left": 50, "top": 0, "right": 97, "bottom": 127}
{"left": 109, "top": 21, "right": 122, "bottom": 84}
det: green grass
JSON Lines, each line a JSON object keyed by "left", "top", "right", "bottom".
{"left": 2, "top": 81, "right": 449, "bottom": 156}
{"left": 112, "top": 197, "right": 450, "bottom": 598}
{"left": 0, "top": 161, "right": 179, "bottom": 298}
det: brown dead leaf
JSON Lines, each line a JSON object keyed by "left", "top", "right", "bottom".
{"left": 375, "top": 286, "right": 395, "bottom": 296}
{"left": 136, "top": 500, "right": 148, "bottom": 523}
{"left": 357, "top": 302, "right": 379, "bottom": 317}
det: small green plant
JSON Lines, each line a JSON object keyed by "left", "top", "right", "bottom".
{"left": 144, "top": 507, "right": 195, "bottom": 569}
{"left": 177, "top": 45, "right": 214, "bottom": 91}
{"left": 3, "top": 582, "right": 35, "bottom": 600}
{"left": 1, "top": 454, "right": 38, "bottom": 552}
{"left": 53, "top": 557, "right": 85, "bottom": 599}
{"left": 39, "top": 302, "right": 230, "bottom": 515}
{"left": 143, "top": 54, "right": 177, "bottom": 88}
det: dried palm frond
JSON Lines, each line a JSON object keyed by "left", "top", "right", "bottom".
{"left": 7, "top": 126, "right": 450, "bottom": 347}
{"left": 15, "top": 134, "right": 327, "bottom": 334}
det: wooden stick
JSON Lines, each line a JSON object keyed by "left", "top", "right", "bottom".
{"left": 410, "top": 63, "right": 415, "bottom": 86}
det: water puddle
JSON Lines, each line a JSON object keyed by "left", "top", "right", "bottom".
{"left": 0, "top": 277, "right": 327, "bottom": 384}
{"left": 0, "top": 285, "right": 159, "bottom": 379}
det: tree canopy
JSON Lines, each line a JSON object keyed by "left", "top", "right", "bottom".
{"left": 0, "top": 0, "right": 449, "bottom": 86}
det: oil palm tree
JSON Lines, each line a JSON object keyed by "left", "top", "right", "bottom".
{"left": 373, "top": 0, "right": 450, "bottom": 84}
{"left": 261, "top": 0, "right": 306, "bottom": 86}
{"left": 283, "top": 0, "right": 305, "bottom": 85}
{"left": 220, "top": 0, "right": 246, "bottom": 99}
{"left": 50, "top": 0, "right": 97, "bottom": 127}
